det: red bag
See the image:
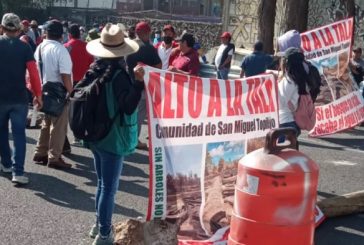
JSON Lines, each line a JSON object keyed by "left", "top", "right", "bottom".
{"left": 292, "top": 94, "right": 316, "bottom": 131}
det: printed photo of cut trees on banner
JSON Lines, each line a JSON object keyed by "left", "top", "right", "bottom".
{"left": 144, "top": 68, "right": 279, "bottom": 244}
{"left": 303, "top": 17, "right": 364, "bottom": 136}
{"left": 143, "top": 17, "right": 360, "bottom": 245}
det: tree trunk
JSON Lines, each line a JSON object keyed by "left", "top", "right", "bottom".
{"left": 346, "top": 0, "right": 356, "bottom": 45}
{"left": 257, "top": 0, "right": 277, "bottom": 54}
{"left": 281, "top": 0, "right": 309, "bottom": 33}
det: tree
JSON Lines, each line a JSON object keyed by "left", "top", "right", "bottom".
{"left": 280, "top": 0, "right": 309, "bottom": 34}
{"left": 257, "top": 0, "right": 277, "bottom": 54}
{"left": 346, "top": 0, "right": 356, "bottom": 45}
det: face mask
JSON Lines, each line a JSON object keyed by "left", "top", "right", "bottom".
{"left": 163, "top": 36, "right": 173, "bottom": 44}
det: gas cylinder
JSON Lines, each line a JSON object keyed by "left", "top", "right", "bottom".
{"left": 228, "top": 128, "right": 319, "bottom": 245}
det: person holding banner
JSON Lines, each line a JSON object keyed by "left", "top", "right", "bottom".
{"left": 126, "top": 21, "right": 162, "bottom": 151}
{"left": 169, "top": 32, "right": 200, "bottom": 76}
{"left": 278, "top": 48, "right": 312, "bottom": 138}
{"left": 85, "top": 23, "right": 145, "bottom": 245}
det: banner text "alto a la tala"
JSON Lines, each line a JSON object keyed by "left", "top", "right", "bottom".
{"left": 147, "top": 73, "right": 277, "bottom": 119}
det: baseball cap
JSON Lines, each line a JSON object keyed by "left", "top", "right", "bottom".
{"left": 221, "top": 32, "right": 231, "bottom": 39}
{"left": 1, "top": 13, "right": 21, "bottom": 31}
{"left": 277, "top": 30, "right": 301, "bottom": 55}
{"left": 46, "top": 20, "right": 63, "bottom": 36}
{"left": 176, "top": 33, "right": 195, "bottom": 47}
{"left": 21, "top": 20, "right": 30, "bottom": 27}
{"left": 163, "top": 24, "right": 175, "bottom": 33}
{"left": 284, "top": 47, "right": 305, "bottom": 63}
{"left": 135, "top": 21, "right": 151, "bottom": 33}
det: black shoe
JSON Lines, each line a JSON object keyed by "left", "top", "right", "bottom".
{"left": 33, "top": 155, "right": 48, "bottom": 165}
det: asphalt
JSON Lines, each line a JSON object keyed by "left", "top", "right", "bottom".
{"left": 0, "top": 124, "right": 363, "bottom": 245}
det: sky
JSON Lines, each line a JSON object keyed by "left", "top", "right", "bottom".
{"left": 165, "top": 144, "right": 203, "bottom": 177}
{"left": 207, "top": 141, "right": 245, "bottom": 165}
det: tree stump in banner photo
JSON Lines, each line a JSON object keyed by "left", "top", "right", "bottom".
{"left": 114, "top": 219, "right": 179, "bottom": 245}
{"left": 317, "top": 190, "right": 364, "bottom": 218}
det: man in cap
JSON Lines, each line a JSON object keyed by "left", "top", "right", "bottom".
{"left": 21, "top": 20, "right": 36, "bottom": 44}
{"left": 169, "top": 32, "right": 200, "bottom": 76}
{"left": 33, "top": 20, "right": 73, "bottom": 169}
{"left": 20, "top": 19, "right": 37, "bottom": 52}
{"left": 0, "top": 13, "right": 43, "bottom": 184}
{"left": 240, "top": 41, "right": 273, "bottom": 77}
{"left": 126, "top": 21, "right": 162, "bottom": 151}
{"left": 215, "top": 31, "right": 235, "bottom": 79}
{"left": 30, "top": 20, "right": 42, "bottom": 45}
{"left": 155, "top": 24, "right": 179, "bottom": 70}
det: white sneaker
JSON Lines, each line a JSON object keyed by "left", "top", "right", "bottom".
{"left": 0, "top": 163, "right": 12, "bottom": 173}
{"left": 89, "top": 224, "right": 99, "bottom": 238}
{"left": 92, "top": 229, "right": 114, "bottom": 245}
{"left": 12, "top": 175, "right": 29, "bottom": 185}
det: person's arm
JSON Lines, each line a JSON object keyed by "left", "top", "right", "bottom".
{"left": 26, "top": 61, "right": 43, "bottom": 108}
{"left": 115, "top": 66, "right": 145, "bottom": 115}
{"left": 150, "top": 45, "right": 162, "bottom": 69}
{"left": 240, "top": 57, "right": 246, "bottom": 78}
{"left": 220, "top": 55, "right": 232, "bottom": 69}
{"left": 168, "top": 66, "right": 192, "bottom": 75}
{"left": 61, "top": 74, "right": 73, "bottom": 94}
{"left": 59, "top": 48, "right": 73, "bottom": 93}
{"left": 240, "top": 68, "right": 245, "bottom": 78}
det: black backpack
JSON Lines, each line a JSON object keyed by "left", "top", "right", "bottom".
{"left": 306, "top": 61, "right": 322, "bottom": 102}
{"left": 69, "top": 70, "right": 121, "bottom": 142}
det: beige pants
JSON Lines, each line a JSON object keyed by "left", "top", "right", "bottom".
{"left": 34, "top": 104, "right": 69, "bottom": 161}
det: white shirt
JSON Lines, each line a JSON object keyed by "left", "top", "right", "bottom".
{"left": 34, "top": 39, "right": 72, "bottom": 84}
{"left": 215, "top": 44, "right": 233, "bottom": 67}
{"left": 157, "top": 43, "right": 173, "bottom": 70}
{"left": 278, "top": 76, "right": 299, "bottom": 124}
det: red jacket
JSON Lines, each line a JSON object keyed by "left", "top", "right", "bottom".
{"left": 64, "top": 38, "right": 94, "bottom": 82}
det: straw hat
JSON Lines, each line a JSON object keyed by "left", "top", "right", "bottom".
{"left": 87, "top": 23, "right": 139, "bottom": 58}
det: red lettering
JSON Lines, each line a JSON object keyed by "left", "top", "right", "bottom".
{"left": 148, "top": 72, "right": 162, "bottom": 118}
{"left": 301, "top": 34, "right": 311, "bottom": 52}
{"left": 246, "top": 79, "right": 255, "bottom": 114}
{"left": 225, "top": 80, "right": 235, "bottom": 116}
{"left": 233, "top": 80, "right": 244, "bottom": 115}
{"left": 207, "top": 79, "right": 222, "bottom": 117}
{"left": 337, "top": 23, "right": 345, "bottom": 42}
{"left": 318, "top": 30, "right": 329, "bottom": 46}
{"left": 188, "top": 77, "right": 203, "bottom": 118}
{"left": 264, "top": 79, "right": 276, "bottom": 112}
{"left": 332, "top": 24, "right": 341, "bottom": 42}
{"left": 311, "top": 32, "right": 322, "bottom": 50}
{"left": 324, "top": 27, "right": 335, "bottom": 46}
{"left": 163, "top": 73, "right": 175, "bottom": 118}
{"left": 251, "top": 78, "right": 264, "bottom": 113}
{"left": 347, "top": 18, "right": 353, "bottom": 40}
{"left": 174, "top": 73, "right": 188, "bottom": 118}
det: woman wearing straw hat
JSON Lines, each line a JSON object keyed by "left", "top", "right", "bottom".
{"left": 85, "top": 23, "right": 145, "bottom": 245}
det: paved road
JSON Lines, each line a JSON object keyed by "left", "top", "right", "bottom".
{"left": 0, "top": 124, "right": 363, "bottom": 245}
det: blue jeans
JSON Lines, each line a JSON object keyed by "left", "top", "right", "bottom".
{"left": 0, "top": 104, "right": 28, "bottom": 176}
{"left": 217, "top": 68, "right": 230, "bottom": 80}
{"left": 92, "top": 147, "right": 124, "bottom": 236}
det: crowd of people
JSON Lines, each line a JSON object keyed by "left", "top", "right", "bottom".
{"left": 1, "top": 11, "right": 364, "bottom": 245}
